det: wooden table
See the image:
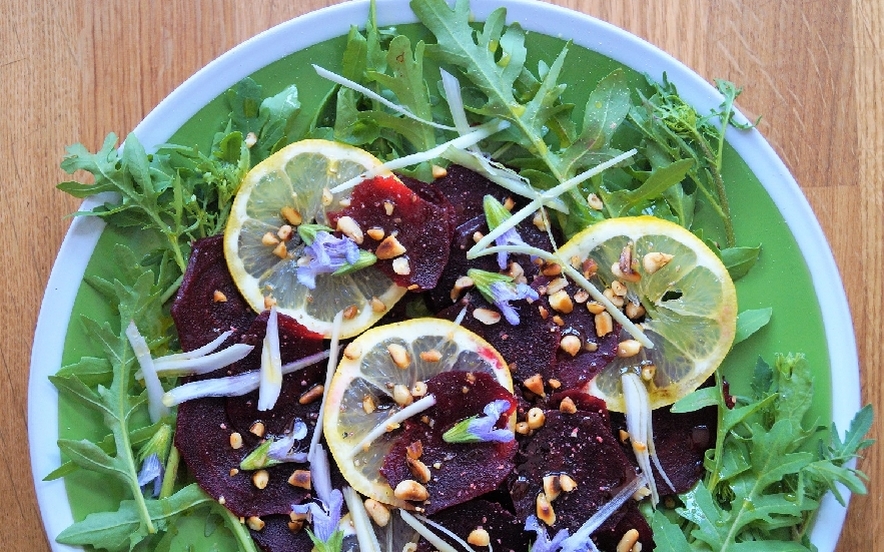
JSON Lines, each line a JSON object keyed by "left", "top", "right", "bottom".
{"left": 4, "top": 0, "right": 879, "bottom": 550}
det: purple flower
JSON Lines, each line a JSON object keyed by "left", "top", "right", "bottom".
{"left": 137, "top": 453, "right": 163, "bottom": 497}
{"left": 296, "top": 231, "right": 361, "bottom": 289}
{"left": 443, "top": 399, "right": 514, "bottom": 443}
{"left": 291, "top": 444, "right": 343, "bottom": 542}
{"left": 494, "top": 226, "right": 529, "bottom": 269}
{"left": 525, "top": 515, "right": 571, "bottom": 552}
{"left": 489, "top": 280, "right": 539, "bottom": 325}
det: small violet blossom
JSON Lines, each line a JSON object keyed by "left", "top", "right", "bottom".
{"left": 443, "top": 399, "right": 514, "bottom": 444}
{"left": 292, "top": 444, "right": 343, "bottom": 543}
{"left": 494, "top": 226, "right": 530, "bottom": 270}
{"left": 296, "top": 231, "right": 361, "bottom": 290}
{"left": 267, "top": 418, "right": 309, "bottom": 464}
{"left": 489, "top": 280, "right": 539, "bottom": 325}
{"left": 525, "top": 515, "right": 571, "bottom": 552}
{"left": 137, "top": 453, "right": 163, "bottom": 498}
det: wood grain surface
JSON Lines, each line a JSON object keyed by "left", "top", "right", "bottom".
{"left": 3, "top": 0, "right": 879, "bottom": 550}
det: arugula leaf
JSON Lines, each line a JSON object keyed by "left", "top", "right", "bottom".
{"left": 721, "top": 244, "right": 761, "bottom": 280}
{"left": 55, "top": 484, "right": 214, "bottom": 551}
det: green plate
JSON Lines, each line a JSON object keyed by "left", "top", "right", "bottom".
{"left": 30, "top": 1, "right": 858, "bottom": 550}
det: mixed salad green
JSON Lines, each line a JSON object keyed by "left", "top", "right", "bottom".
{"left": 47, "top": 0, "right": 871, "bottom": 550}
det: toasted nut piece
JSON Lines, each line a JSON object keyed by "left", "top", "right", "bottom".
{"left": 548, "top": 290, "right": 574, "bottom": 314}
{"left": 247, "top": 516, "right": 265, "bottom": 531}
{"left": 213, "top": 290, "right": 228, "bottom": 303}
{"left": 620, "top": 429, "right": 631, "bottom": 443}
{"left": 419, "top": 349, "right": 442, "bottom": 362}
{"left": 641, "top": 364, "right": 657, "bottom": 381}
{"left": 611, "top": 280, "right": 628, "bottom": 297}
{"left": 536, "top": 492, "right": 556, "bottom": 526}
{"left": 367, "top": 226, "right": 386, "bottom": 241}
{"left": 376, "top": 235, "right": 407, "bottom": 259}
{"left": 527, "top": 407, "right": 546, "bottom": 430}
{"left": 643, "top": 252, "right": 674, "bottom": 275}
{"left": 387, "top": 343, "right": 411, "bottom": 368}
{"left": 362, "top": 394, "right": 377, "bottom": 414}
{"left": 393, "top": 384, "right": 414, "bottom": 406}
{"left": 298, "top": 384, "right": 324, "bottom": 405}
{"left": 263, "top": 295, "right": 277, "bottom": 309}
{"left": 595, "top": 311, "right": 614, "bottom": 337}
{"left": 262, "top": 231, "right": 281, "bottom": 246}
{"left": 229, "top": 432, "right": 243, "bottom": 450}
{"left": 406, "top": 440, "right": 424, "bottom": 460}
{"left": 468, "top": 528, "right": 491, "bottom": 547}
{"left": 272, "top": 241, "right": 289, "bottom": 259}
{"left": 451, "top": 275, "right": 474, "bottom": 301}
{"left": 546, "top": 277, "right": 568, "bottom": 295}
{"left": 281, "top": 206, "right": 303, "bottom": 226}
{"left": 548, "top": 378, "right": 562, "bottom": 389}
{"left": 245, "top": 131, "right": 258, "bottom": 148}
{"left": 537, "top": 305, "right": 550, "bottom": 319}
{"left": 552, "top": 315, "right": 565, "bottom": 327}
{"left": 617, "top": 339, "right": 643, "bottom": 358}
{"left": 407, "top": 457, "right": 432, "bottom": 483}
{"left": 218, "top": 496, "right": 226, "bottom": 505}
{"left": 633, "top": 486, "right": 652, "bottom": 501}
{"left": 541, "top": 262, "right": 562, "bottom": 277}
{"left": 523, "top": 373, "right": 546, "bottom": 397}
{"left": 321, "top": 187, "right": 334, "bottom": 206}
{"left": 625, "top": 301, "right": 646, "bottom": 320}
{"left": 616, "top": 529, "right": 641, "bottom": 552}
{"left": 409, "top": 381, "right": 428, "bottom": 398}
{"left": 278, "top": 224, "right": 295, "bottom": 241}
{"left": 250, "top": 421, "right": 266, "bottom": 438}
{"left": 383, "top": 200, "right": 395, "bottom": 215}
{"left": 560, "top": 335, "right": 582, "bottom": 357}
{"left": 573, "top": 289, "right": 590, "bottom": 304}
{"left": 364, "top": 498, "right": 391, "bottom": 527}
{"left": 515, "top": 421, "right": 531, "bottom": 435}
{"left": 587, "top": 301, "right": 606, "bottom": 315}
{"left": 393, "top": 479, "right": 429, "bottom": 502}
{"left": 392, "top": 257, "right": 411, "bottom": 276}
{"left": 370, "top": 296, "right": 387, "bottom": 313}
{"left": 229, "top": 468, "right": 239, "bottom": 476}
{"left": 431, "top": 164, "right": 448, "bottom": 179}
{"left": 343, "top": 304, "right": 359, "bottom": 320}
{"left": 612, "top": 262, "right": 641, "bottom": 283}
{"left": 559, "top": 396, "right": 577, "bottom": 414}
{"left": 336, "top": 215, "right": 364, "bottom": 244}
{"left": 559, "top": 474, "right": 578, "bottom": 492}
{"left": 507, "top": 261, "right": 526, "bottom": 283}
{"left": 503, "top": 196, "right": 516, "bottom": 211}
{"left": 582, "top": 258, "right": 599, "bottom": 278}
{"left": 473, "top": 307, "right": 502, "bottom": 325}
{"left": 288, "top": 469, "right": 312, "bottom": 490}
{"left": 543, "top": 474, "right": 563, "bottom": 502}
{"left": 253, "top": 469, "right": 270, "bottom": 490}
{"left": 344, "top": 342, "right": 362, "bottom": 360}
{"left": 287, "top": 518, "right": 305, "bottom": 532}
{"left": 532, "top": 211, "right": 548, "bottom": 231}
{"left": 603, "top": 287, "right": 626, "bottom": 308}
{"left": 587, "top": 193, "right": 604, "bottom": 211}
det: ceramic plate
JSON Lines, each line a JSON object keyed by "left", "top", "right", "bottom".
{"left": 29, "top": 0, "right": 860, "bottom": 550}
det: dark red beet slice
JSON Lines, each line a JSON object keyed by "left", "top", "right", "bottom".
{"left": 509, "top": 408, "right": 637, "bottom": 538}
{"left": 328, "top": 174, "right": 455, "bottom": 290}
{"left": 174, "top": 311, "right": 327, "bottom": 518}
{"left": 591, "top": 500, "right": 655, "bottom": 552}
{"left": 415, "top": 500, "right": 530, "bottom": 552}
{"left": 424, "top": 165, "right": 562, "bottom": 312}
{"left": 249, "top": 515, "right": 314, "bottom": 552}
{"left": 380, "top": 371, "right": 518, "bottom": 514}
{"left": 610, "top": 401, "right": 717, "bottom": 495}
{"left": 533, "top": 278, "right": 620, "bottom": 390}
{"left": 436, "top": 295, "right": 561, "bottom": 386}
{"left": 170, "top": 235, "right": 257, "bottom": 352}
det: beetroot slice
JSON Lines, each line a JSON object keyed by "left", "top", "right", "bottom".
{"left": 509, "top": 408, "right": 637, "bottom": 538}
{"left": 436, "top": 295, "right": 560, "bottom": 386}
{"left": 610, "top": 401, "right": 717, "bottom": 495}
{"left": 415, "top": 500, "right": 530, "bottom": 552}
{"left": 174, "top": 311, "right": 327, "bottom": 518}
{"left": 248, "top": 515, "right": 314, "bottom": 552}
{"left": 170, "top": 234, "right": 257, "bottom": 352}
{"left": 380, "top": 371, "right": 517, "bottom": 514}
{"left": 327, "top": 174, "right": 455, "bottom": 290}
{"left": 533, "top": 278, "right": 620, "bottom": 390}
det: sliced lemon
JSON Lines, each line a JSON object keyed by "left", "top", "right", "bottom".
{"left": 323, "top": 318, "right": 513, "bottom": 508}
{"left": 223, "top": 139, "right": 406, "bottom": 338}
{"left": 558, "top": 216, "right": 737, "bottom": 411}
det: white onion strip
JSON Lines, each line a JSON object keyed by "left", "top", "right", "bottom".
{"left": 126, "top": 321, "right": 169, "bottom": 423}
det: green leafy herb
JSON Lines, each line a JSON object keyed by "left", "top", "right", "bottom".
{"left": 662, "top": 355, "right": 873, "bottom": 550}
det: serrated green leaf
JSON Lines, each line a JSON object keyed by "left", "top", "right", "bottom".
{"left": 57, "top": 439, "right": 129, "bottom": 480}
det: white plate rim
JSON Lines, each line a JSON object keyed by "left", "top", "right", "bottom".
{"left": 28, "top": 0, "right": 860, "bottom": 550}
